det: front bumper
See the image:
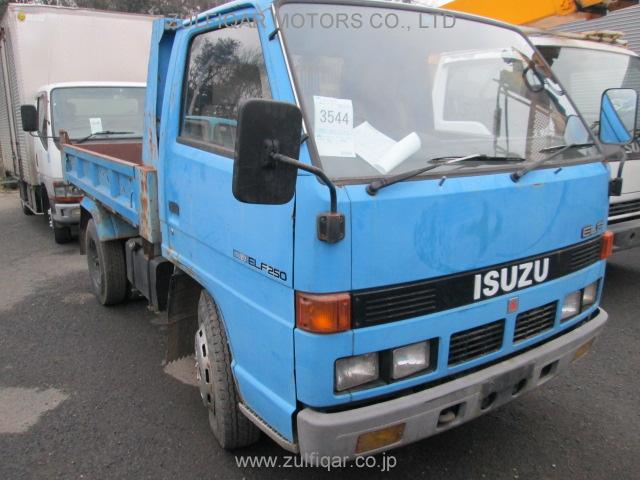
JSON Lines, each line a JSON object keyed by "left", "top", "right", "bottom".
{"left": 51, "top": 202, "right": 81, "bottom": 226}
{"left": 609, "top": 217, "right": 640, "bottom": 251}
{"left": 297, "top": 308, "right": 607, "bottom": 458}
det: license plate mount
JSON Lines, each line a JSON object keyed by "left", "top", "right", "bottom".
{"left": 481, "top": 364, "right": 534, "bottom": 396}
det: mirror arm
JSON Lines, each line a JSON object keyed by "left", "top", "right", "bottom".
{"left": 28, "top": 131, "right": 60, "bottom": 140}
{"left": 616, "top": 149, "right": 626, "bottom": 180}
{"left": 271, "top": 153, "right": 345, "bottom": 243}
{"left": 272, "top": 153, "right": 337, "bottom": 213}
{"left": 611, "top": 147, "right": 627, "bottom": 196}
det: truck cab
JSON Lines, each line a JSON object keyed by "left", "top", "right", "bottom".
{"left": 530, "top": 33, "right": 640, "bottom": 251}
{"left": 62, "top": 1, "right": 628, "bottom": 458}
{"left": 22, "top": 82, "right": 146, "bottom": 243}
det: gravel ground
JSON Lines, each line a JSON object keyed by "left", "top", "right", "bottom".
{"left": 0, "top": 189, "right": 638, "bottom": 479}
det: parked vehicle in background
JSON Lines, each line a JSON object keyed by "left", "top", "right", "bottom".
{"left": 63, "top": 1, "right": 629, "bottom": 458}
{"left": 20, "top": 82, "right": 146, "bottom": 242}
{"left": 530, "top": 32, "right": 640, "bottom": 251}
{"left": 0, "top": 3, "right": 153, "bottom": 242}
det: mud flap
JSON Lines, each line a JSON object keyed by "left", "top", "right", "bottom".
{"left": 165, "top": 270, "right": 202, "bottom": 363}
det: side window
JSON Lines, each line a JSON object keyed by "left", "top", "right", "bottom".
{"left": 180, "top": 22, "right": 271, "bottom": 153}
{"left": 36, "top": 94, "right": 47, "bottom": 148}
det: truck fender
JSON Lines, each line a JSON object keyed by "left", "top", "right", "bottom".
{"left": 79, "top": 196, "right": 138, "bottom": 248}
{"left": 166, "top": 269, "right": 202, "bottom": 363}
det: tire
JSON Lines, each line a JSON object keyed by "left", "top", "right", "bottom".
{"left": 85, "top": 219, "right": 127, "bottom": 305}
{"left": 21, "top": 203, "right": 34, "bottom": 216}
{"left": 195, "top": 291, "right": 260, "bottom": 449}
{"left": 53, "top": 224, "right": 73, "bottom": 244}
{"left": 41, "top": 194, "right": 52, "bottom": 225}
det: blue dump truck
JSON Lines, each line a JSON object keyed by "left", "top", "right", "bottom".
{"left": 62, "top": 0, "right": 638, "bottom": 459}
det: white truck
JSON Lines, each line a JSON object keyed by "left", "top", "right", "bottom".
{"left": 0, "top": 4, "right": 153, "bottom": 242}
{"left": 529, "top": 32, "right": 640, "bottom": 251}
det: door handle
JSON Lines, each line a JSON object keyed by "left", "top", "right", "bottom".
{"left": 168, "top": 201, "right": 180, "bottom": 215}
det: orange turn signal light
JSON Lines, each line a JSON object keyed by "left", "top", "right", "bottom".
{"left": 573, "top": 338, "right": 595, "bottom": 363}
{"left": 295, "top": 292, "right": 351, "bottom": 333}
{"left": 600, "top": 231, "right": 614, "bottom": 260}
{"left": 356, "top": 424, "right": 405, "bottom": 454}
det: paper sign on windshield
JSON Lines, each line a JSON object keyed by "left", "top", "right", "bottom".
{"left": 354, "top": 122, "right": 395, "bottom": 169}
{"left": 354, "top": 122, "right": 422, "bottom": 174}
{"left": 89, "top": 117, "right": 103, "bottom": 135}
{"left": 313, "top": 96, "right": 355, "bottom": 157}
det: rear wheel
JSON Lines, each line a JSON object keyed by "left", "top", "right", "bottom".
{"left": 195, "top": 291, "right": 260, "bottom": 449}
{"left": 85, "top": 219, "right": 127, "bottom": 305}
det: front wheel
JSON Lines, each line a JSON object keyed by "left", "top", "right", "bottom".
{"left": 195, "top": 291, "right": 260, "bottom": 449}
{"left": 85, "top": 219, "right": 127, "bottom": 305}
{"left": 53, "top": 224, "right": 73, "bottom": 244}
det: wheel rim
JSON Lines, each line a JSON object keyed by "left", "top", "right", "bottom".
{"left": 87, "top": 238, "right": 102, "bottom": 290}
{"left": 195, "top": 327, "right": 215, "bottom": 414}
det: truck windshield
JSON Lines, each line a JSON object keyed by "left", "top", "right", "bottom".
{"left": 537, "top": 45, "right": 640, "bottom": 134}
{"left": 50, "top": 86, "right": 145, "bottom": 142}
{"left": 278, "top": 3, "right": 595, "bottom": 181}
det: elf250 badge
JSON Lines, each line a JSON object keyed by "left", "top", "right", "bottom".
{"left": 233, "top": 249, "right": 287, "bottom": 282}
{"left": 473, "top": 258, "right": 550, "bottom": 300}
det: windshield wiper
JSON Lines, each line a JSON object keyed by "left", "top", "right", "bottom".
{"left": 75, "top": 130, "right": 135, "bottom": 144}
{"left": 537, "top": 142, "right": 595, "bottom": 154}
{"left": 511, "top": 143, "right": 595, "bottom": 182}
{"left": 366, "top": 154, "right": 525, "bottom": 195}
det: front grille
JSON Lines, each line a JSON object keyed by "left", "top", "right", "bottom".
{"left": 352, "top": 238, "right": 601, "bottom": 328}
{"left": 355, "top": 284, "right": 437, "bottom": 325}
{"left": 448, "top": 320, "right": 505, "bottom": 366}
{"left": 514, "top": 302, "right": 557, "bottom": 343}
{"left": 609, "top": 199, "right": 640, "bottom": 218}
{"left": 567, "top": 240, "right": 600, "bottom": 272}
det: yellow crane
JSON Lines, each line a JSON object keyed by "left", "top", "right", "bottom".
{"left": 440, "top": 0, "right": 634, "bottom": 28}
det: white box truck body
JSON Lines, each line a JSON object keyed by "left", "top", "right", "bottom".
{"left": 0, "top": 4, "right": 153, "bottom": 241}
{"left": 530, "top": 33, "right": 640, "bottom": 251}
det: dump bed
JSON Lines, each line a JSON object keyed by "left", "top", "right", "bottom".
{"left": 63, "top": 141, "right": 160, "bottom": 243}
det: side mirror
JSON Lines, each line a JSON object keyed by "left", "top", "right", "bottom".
{"left": 232, "top": 99, "right": 345, "bottom": 243}
{"left": 20, "top": 104, "right": 38, "bottom": 132}
{"left": 523, "top": 67, "right": 544, "bottom": 93}
{"left": 232, "top": 99, "right": 302, "bottom": 205}
{"left": 599, "top": 88, "right": 638, "bottom": 145}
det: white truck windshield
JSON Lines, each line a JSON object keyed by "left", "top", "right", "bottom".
{"left": 51, "top": 86, "right": 145, "bottom": 141}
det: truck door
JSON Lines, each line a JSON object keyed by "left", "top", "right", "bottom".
{"left": 34, "top": 93, "right": 49, "bottom": 188}
{"left": 160, "top": 17, "right": 298, "bottom": 439}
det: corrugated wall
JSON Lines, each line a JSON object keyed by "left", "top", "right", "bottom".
{"left": 0, "top": 53, "right": 10, "bottom": 177}
{"left": 553, "top": 5, "right": 640, "bottom": 54}
{"left": 0, "top": 26, "right": 17, "bottom": 178}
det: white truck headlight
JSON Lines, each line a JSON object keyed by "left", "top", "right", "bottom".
{"left": 391, "top": 341, "right": 431, "bottom": 379}
{"left": 561, "top": 290, "right": 582, "bottom": 321}
{"left": 582, "top": 281, "right": 598, "bottom": 309}
{"left": 335, "top": 353, "right": 379, "bottom": 392}
{"left": 53, "top": 183, "right": 68, "bottom": 197}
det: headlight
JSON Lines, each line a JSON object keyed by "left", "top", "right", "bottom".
{"left": 53, "top": 182, "right": 82, "bottom": 199}
{"left": 561, "top": 290, "right": 582, "bottom": 321}
{"left": 391, "top": 341, "right": 431, "bottom": 380}
{"left": 335, "top": 353, "right": 379, "bottom": 392}
{"left": 53, "top": 183, "right": 67, "bottom": 197}
{"left": 582, "top": 281, "right": 599, "bottom": 309}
